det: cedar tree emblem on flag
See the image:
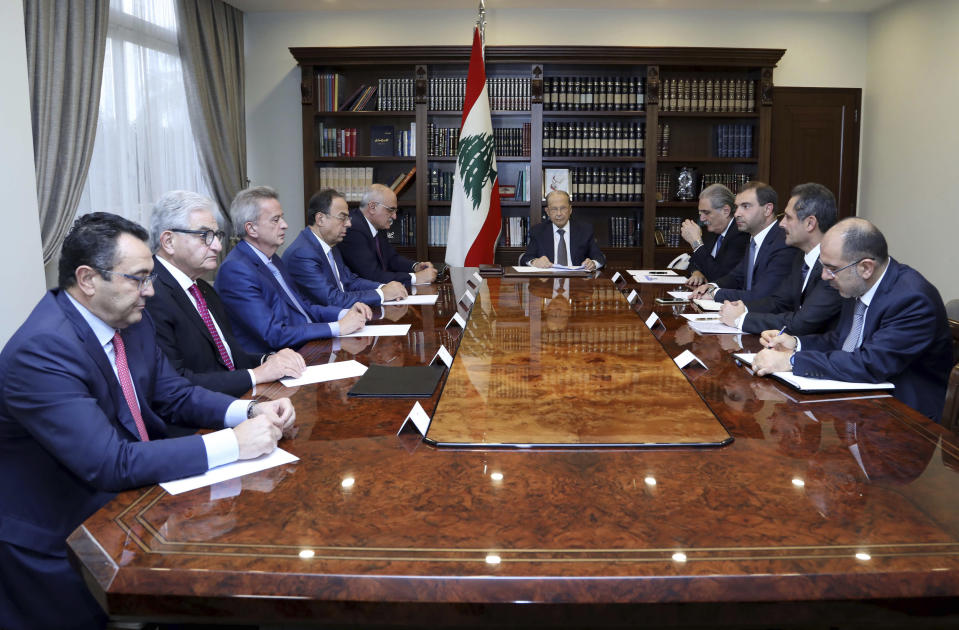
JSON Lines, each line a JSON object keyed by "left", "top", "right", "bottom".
{"left": 457, "top": 133, "right": 497, "bottom": 211}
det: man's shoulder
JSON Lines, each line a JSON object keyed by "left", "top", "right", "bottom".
{"left": 0, "top": 292, "right": 72, "bottom": 360}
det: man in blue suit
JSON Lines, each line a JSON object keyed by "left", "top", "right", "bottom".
{"left": 681, "top": 183, "right": 750, "bottom": 286}
{"left": 754, "top": 218, "right": 953, "bottom": 421}
{"left": 691, "top": 181, "right": 799, "bottom": 302}
{"left": 519, "top": 190, "right": 606, "bottom": 271}
{"left": 719, "top": 182, "right": 844, "bottom": 336}
{"left": 284, "top": 188, "right": 408, "bottom": 309}
{"left": 0, "top": 213, "right": 295, "bottom": 630}
{"left": 215, "top": 186, "right": 371, "bottom": 354}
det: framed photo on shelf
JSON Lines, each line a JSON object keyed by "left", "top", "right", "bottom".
{"left": 543, "top": 168, "right": 570, "bottom": 200}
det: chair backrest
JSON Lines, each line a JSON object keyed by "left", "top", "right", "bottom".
{"left": 942, "top": 363, "right": 959, "bottom": 433}
{"left": 946, "top": 299, "right": 959, "bottom": 321}
{"left": 950, "top": 318, "right": 959, "bottom": 365}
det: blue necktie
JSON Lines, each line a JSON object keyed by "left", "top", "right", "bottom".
{"left": 711, "top": 233, "right": 724, "bottom": 258}
{"left": 266, "top": 259, "right": 313, "bottom": 323}
{"left": 745, "top": 238, "right": 757, "bottom": 290}
{"left": 842, "top": 298, "right": 867, "bottom": 352}
{"left": 328, "top": 249, "right": 344, "bottom": 291}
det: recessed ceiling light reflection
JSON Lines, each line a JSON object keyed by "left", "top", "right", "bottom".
{"left": 299, "top": 549, "right": 315, "bottom": 559}
{"left": 855, "top": 552, "right": 871, "bottom": 561}
{"left": 644, "top": 476, "right": 657, "bottom": 486}
{"left": 485, "top": 554, "right": 501, "bottom": 565}
{"left": 791, "top": 478, "right": 805, "bottom": 488}
{"left": 341, "top": 477, "right": 355, "bottom": 488}
{"left": 672, "top": 552, "right": 687, "bottom": 563}
{"left": 490, "top": 472, "right": 504, "bottom": 481}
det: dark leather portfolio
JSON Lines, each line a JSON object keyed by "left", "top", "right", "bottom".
{"left": 347, "top": 364, "right": 445, "bottom": 398}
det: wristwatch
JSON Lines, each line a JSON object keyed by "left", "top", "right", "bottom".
{"left": 692, "top": 240, "right": 704, "bottom": 251}
{"left": 246, "top": 401, "right": 259, "bottom": 419}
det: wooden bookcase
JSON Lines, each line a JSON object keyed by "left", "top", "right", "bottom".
{"left": 290, "top": 46, "right": 785, "bottom": 268}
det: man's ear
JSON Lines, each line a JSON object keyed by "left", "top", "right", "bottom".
{"left": 74, "top": 266, "right": 99, "bottom": 297}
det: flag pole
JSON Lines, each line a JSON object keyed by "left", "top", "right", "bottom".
{"left": 476, "top": 0, "right": 486, "bottom": 58}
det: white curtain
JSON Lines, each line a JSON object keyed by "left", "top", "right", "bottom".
{"left": 78, "top": 0, "right": 212, "bottom": 228}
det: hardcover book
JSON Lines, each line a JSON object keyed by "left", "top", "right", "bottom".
{"left": 370, "top": 125, "right": 395, "bottom": 156}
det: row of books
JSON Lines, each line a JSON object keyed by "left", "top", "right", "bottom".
{"left": 565, "top": 167, "right": 645, "bottom": 202}
{"left": 426, "top": 123, "right": 532, "bottom": 158}
{"left": 385, "top": 214, "right": 416, "bottom": 246}
{"left": 427, "top": 215, "right": 450, "bottom": 246}
{"left": 543, "top": 121, "right": 645, "bottom": 157}
{"left": 544, "top": 76, "right": 646, "bottom": 111}
{"left": 315, "top": 125, "right": 359, "bottom": 157}
{"left": 428, "top": 169, "right": 454, "bottom": 201}
{"left": 338, "top": 84, "right": 378, "bottom": 112}
{"left": 316, "top": 73, "right": 345, "bottom": 112}
{"left": 370, "top": 124, "right": 416, "bottom": 157}
{"left": 387, "top": 166, "right": 417, "bottom": 195}
{"left": 377, "top": 78, "right": 416, "bottom": 111}
{"left": 427, "top": 124, "right": 459, "bottom": 157}
{"left": 660, "top": 78, "right": 755, "bottom": 113}
{"left": 319, "top": 167, "right": 374, "bottom": 202}
{"left": 429, "top": 76, "right": 531, "bottom": 111}
{"left": 500, "top": 216, "right": 530, "bottom": 247}
{"left": 715, "top": 124, "right": 754, "bottom": 158}
{"left": 513, "top": 165, "right": 532, "bottom": 202}
{"left": 654, "top": 215, "right": 684, "bottom": 247}
{"left": 702, "top": 172, "right": 752, "bottom": 194}
{"left": 609, "top": 215, "right": 640, "bottom": 247}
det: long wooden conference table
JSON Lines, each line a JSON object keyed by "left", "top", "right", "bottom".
{"left": 69, "top": 269, "right": 959, "bottom": 628}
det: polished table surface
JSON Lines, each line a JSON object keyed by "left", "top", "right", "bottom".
{"left": 68, "top": 270, "right": 959, "bottom": 627}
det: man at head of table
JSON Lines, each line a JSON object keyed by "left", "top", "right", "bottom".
{"left": 519, "top": 189, "right": 606, "bottom": 272}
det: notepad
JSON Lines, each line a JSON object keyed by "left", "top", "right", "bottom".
{"left": 733, "top": 353, "right": 895, "bottom": 393}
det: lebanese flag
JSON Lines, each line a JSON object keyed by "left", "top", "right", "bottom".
{"left": 445, "top": 27, "right": 501, "bottom": 267}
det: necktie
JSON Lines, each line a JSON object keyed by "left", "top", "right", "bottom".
{"left": 745, "top": 238, "right": 757, "bottom": 290}
{"left": 374, "top": 233, "right": 385, "bottom": 269}
{"left": 328, "top": 249, "right": 344, "bottom": 291}
{"left": 842, "top": 298, "right": 867, "bottom": 352}
{"left": 556, "top": 229, "right": 568, "bottom": 266}
{"left": 112, "top": 331, "right": 150, "bottom": 442}
{"left": 712, "top": 233, "right": 724, "bottom": 258}
{"left": 800, "top": 262, "right": 811, "bottom": 295}
{"left": 266, "top": 259, "right": 313, "bottom": 323}
{"left": 188, "top": 283, "right": 234, "bottom": 370}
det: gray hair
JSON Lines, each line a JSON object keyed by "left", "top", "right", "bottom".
{"left": 545, "top": 189, "right": 571, "bottom": 205}
{"left": 231, "top": 186, "right": 279, "bottom": 238}
{"left": 149, "top": 190, "right": 221, "bottom": 252}
{"left": 790, "top": 183, "right": 838, "bottom": 234}
{"left": 359, "top": 183, "right": 392, "bottom": 211}
{"left": 699, "top": 183, "right": 735, "bottom": 214}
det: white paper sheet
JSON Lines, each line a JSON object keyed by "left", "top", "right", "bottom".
{"left": 511, "top": 266, "right": 564, "bottom": 273}
{"left": 160, "top": 448, "right": 299, "bottom": 496}
{"left": 280, "top": 360, "right": 367, "bottom": 387}
{"left": 631, "top": 274, "right": 688, "bottom": 284}
{"left": 627, "top": 269, "right": 678, "bottom": 276}
{"left": 340, "top": 324, "right": 411, "bottom": 338}
{"left": 733, "top": 353, "right": 895, "bottom": 392}
{"left": 688, "top": 320, "right": 742, "bottom": 334}
{"left": 693, "top": 298, "right": 722, "bottom": 311}
{"left": 667, "top": 290, "right": 693, "bottom": 299}
{"left": 387, "top": 294, "right": 439, "bottom": 305}
{"left": 680, "top": 313, "right": 722, "bottom": 322}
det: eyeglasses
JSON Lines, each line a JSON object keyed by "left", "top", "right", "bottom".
{"left": 94, "top": 268, "right": 158, "bottom": 292}
{"left": 374, "top": 202, "right": 399, "bottom": 216}
{"left": 822, "top": 258, "right": 869, "bottom": 279}
{"left": 171, "top": 228, "right": 226, "bottom": 246}
{"left": 323, "top": 212, "right": 351, "bottom": 224}
{"left": 547, "top": 206, "right": 571, "bottom": 214}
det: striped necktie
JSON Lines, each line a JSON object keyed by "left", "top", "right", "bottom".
{"left": 841, "top": 298, "right": 867, "bottom": 352}
{"left": 745, "top": 238, "right": 757, "bottom": 290}
{"left": 112, "top": 331, "right": 150, "bottom": 441}
{"left": 328, "top": 249, "right": 344, "bottom": 291}
{"left": 188, "top": 283, "right": 234, "bottom": 370}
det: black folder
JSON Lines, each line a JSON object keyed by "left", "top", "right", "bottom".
{"left": 347, "top": 364, "right": 445, "bottom": 398}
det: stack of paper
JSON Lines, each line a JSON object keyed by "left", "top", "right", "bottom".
{"left": 733, "top": 353, "right": 896, "bottom": 392}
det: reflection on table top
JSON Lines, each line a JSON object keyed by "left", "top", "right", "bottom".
{"left": 69, "top": 269, "right": 959, "bottom": 626}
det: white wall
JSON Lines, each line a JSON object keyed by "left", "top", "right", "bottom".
{"left": 862, "top": 0, "right": 959, "bottom": 301}
{"left": 0, "top": 0, "right": 45, "bottom": 348}
{"left": 244, "top": 8, "right": 868, "bottom": 248}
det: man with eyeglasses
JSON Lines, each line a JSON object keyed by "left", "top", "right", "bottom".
{"left": 0, "top": 212, "right": 296, "bottom": 630}
{"left": 681, "top": 183, "right": 749, "bottom": 287}
{"left": 753, "top": 217, "right": 952, "bottom": 421}
{"left": 216, "top": 186, "right": 371, "bottom": 354}
{"left": 147, "top": 191, "right": 307, "bottom": 397}
{"left": 340, "top": 184, "right": 437, "bottom": 287}
{"left": 520, "top": 189, "right": 605, "bottom": 271}
{"left": 284, "top": 188, "right": 409, "bottom": 309}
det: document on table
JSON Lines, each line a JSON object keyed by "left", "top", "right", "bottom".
{"left": 680, "top": 313, "right": 722, "bottom": 322}
{"left": 733, "top": 353, "right": 895, "bottom": 392}
{"left": 160, "top": 448, "right": 299, "bottom": 496}
{"left": 667, "top": 290, "right": 693, "bottom": 300}
{"left": 627, "top": 269, "right": 678, "bottom": 276}
{"left": 280, "top": 360, "right": 367, "bottom": 387}
{"left": 512, "top": 265, "right": 560, "bottom": 273}
{"left": 387, "top": 294, "right": 439, "bottom": 305}
{"left": 693, "top": 298, "right": 722, "bottom": 311}
{"left": 688, "top": 320, "right": 741, "bottom": 334}
{"left": 630, "top": 274, "right": 688, "bottom": 284}
{"left": 340, "top": 324, "right": 411, "bottom": 337}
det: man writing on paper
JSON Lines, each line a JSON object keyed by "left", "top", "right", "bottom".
{"left": 147, "top": 191, "right": 306, "bottom": 397}
{"left": 216, "top": 186, "right": 370, "bottom": 354}
{"left": 0, "top": 213, "right": 295, "bottom": 630}
{"left": 284, "top": 188, "right": 408, "bottom": 309}
{"left": 340, "top": 184, "right": 437, "bottom": 287}
{"left": 520, "top": 189, "right": 605, "bottom": 271}
{"left": 689, "top": 181, "right": 798, "bottom": 302}
{"left": 681, "top": 183, "right": 749, "bottom": 287}
{"left": 753, "top": 218, "right": 952, "bottom": 421}
{"left": 718, "top": 183, "right": 843, "bottom": 335}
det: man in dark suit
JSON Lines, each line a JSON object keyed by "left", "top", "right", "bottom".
{"left": 681, "top": 183, "right": 750, "bottom": 286}
{"left": 284, "top": 188, "right": 408, "bottom": 309}
{"left": 147, "top": 191, "right": 306, "bottom": 397}
{"left": 216, "top": 186, "right": 370, "bottom": 354}
{"left": 719, "top": 182, "right": 844, "bottom": 335}
{"left": 754, "top": 218, "right": 953, "bottom": 421}
{"left": 340, "top": 183, "right": 437, "bottom": 287}
{"left": 519, "top": 189, "right": 606, "bottom": 271}
{"left": 691, "top": 181, "right": 799, "bottom": 302}
{"left": 0, "top": 213, "right": 295, "bottom": 630}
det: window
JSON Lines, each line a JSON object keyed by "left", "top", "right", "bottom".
{"left": 78, "top": 0, "right": 212, "bottom": 228}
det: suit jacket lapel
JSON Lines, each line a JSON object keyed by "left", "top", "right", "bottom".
{"left": 240, "top": 241, "right": 305, "bottom": 315}
{"left": 800, "top": 259, "right": 823, "bottom": 303}
{"left": 306, "top": 230, "right": 338, "bottom": 284}
{"left": 155, "top": 261, "right": 220, "bottom": 355}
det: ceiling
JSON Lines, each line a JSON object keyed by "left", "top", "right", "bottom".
{"left": 230, "top": 0, "right": 897, "bottom": 13}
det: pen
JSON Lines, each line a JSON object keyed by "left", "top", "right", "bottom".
{"left": 775, "top": 325, "right": 787, "bottom": 336}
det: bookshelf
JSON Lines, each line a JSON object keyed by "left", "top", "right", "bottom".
{"left": 291, "top": 46, "right": 785, "bottom": 267}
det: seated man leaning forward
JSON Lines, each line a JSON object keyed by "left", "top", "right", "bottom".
{"left": 0, "top": 213, "right": 294, "bottom": 630}
{"left": 519, "top": 189, "right": 606, "bottom": 271}
{"left": 216, "top": 186, "right": 371, "bottom": 354}
{"left": 753, "top": 217, "right": 953, "bottom": 422}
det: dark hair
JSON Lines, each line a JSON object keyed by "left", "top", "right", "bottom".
{"left": 741, "top": 181, "right": 778, "bottom": 212}
{"left": 307, "top": 188, "right": 345, "bottom": 225}
{"left": 58, "top": 212, "right": 149, "bottom": 288}
{"left": 837, "top": 218, "right": 889, "bottom": 265}
{"left": 790, "top": 183, "right": 838, "bottom": 233}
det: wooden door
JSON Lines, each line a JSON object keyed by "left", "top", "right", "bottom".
{"left": 771, "top": 87, "right": 860, "bottom": 218}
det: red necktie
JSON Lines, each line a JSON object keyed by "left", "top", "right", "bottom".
{"left": 112, "top": 331, "right": 150, "bottom": 442}
{"left": 188, "top": 283, "right": 235, "bottom": 370}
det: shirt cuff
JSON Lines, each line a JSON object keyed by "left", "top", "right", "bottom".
{"left": 329, "top": 321, "right": 341, "bottom": 337}
{"left": 375, "top": 287, "right": 385, "bottom": 303}
{"left": 247, "top": 369, "right": 256, "bottom": 388}
{"left": 734, "top": 312, "right": 746, "bottom": 330}
{"left": 795, "top": 338, "right": 803, "bottom": 352}
{"left": 225, "top": 399, "right": 249, "bottom": 427}
{"left": 202, "top": 428, "right": 240, "bottom": 470}
{"left": 409, "top": 272, "right": 417, "bottom": 285}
